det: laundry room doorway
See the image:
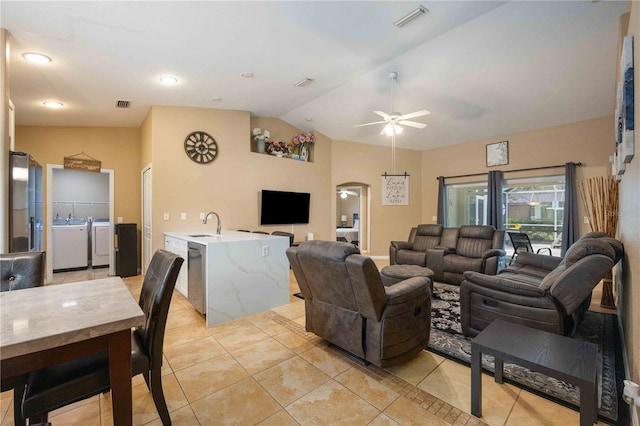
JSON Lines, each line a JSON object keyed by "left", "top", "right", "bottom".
{"left": 45, "top": 165, "right": 115, "bottom": 283}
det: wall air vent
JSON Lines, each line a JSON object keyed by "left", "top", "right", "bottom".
{"left": 115, "top": 100, "right": 131, "bottom": 108}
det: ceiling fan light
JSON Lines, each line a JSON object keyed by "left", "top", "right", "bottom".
{"left": 384, "top": 125, "right": 394, "bottom": 136}
{"left": 394, "top": 125, "right": 403, "bottom": 134}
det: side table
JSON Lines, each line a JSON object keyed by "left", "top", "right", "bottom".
{"left": 471, "top": 319, "right": 598, "bottom": 426}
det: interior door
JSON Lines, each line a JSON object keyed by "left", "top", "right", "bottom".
{"left": 142, "top": 166, "right": 152, "bottom": 274}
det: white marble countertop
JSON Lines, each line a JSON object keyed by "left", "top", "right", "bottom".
{"left": 165, "top": 230, "right": 286, "bottom": 245}
{"left": 0, "top": 277, "right": 144, "bottom": 360}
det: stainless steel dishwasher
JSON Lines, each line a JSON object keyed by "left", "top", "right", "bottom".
{"left": 187, "top": 242, "right": 206, "bottom": 314}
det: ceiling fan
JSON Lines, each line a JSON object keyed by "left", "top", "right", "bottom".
{"left": 337, "top": 189, "right": 358, "bottom": 198}
{"left": 355, "top": 72, "right": 430, "bottom": 136}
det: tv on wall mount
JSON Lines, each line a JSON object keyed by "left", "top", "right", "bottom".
{"left": 260, "top": 189, "right": 310, "bottom": 225}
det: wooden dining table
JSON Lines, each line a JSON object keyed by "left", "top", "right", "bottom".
{"left": 0, "top": 277, "right": 144, "bottom": 425}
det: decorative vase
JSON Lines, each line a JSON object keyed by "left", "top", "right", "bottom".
{"left": 256, "top": 139, "right": 266, "bottom": 154}
{"left": 300, "top": 144, "right": 308, "bottom": 162}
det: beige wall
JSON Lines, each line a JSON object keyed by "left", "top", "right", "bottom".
{"left": 148, "top": 107, "right": 332, "bottom": 254}
{"left": 618, "top": 3, "right": 639, "bottom": 421}
{"left": 14, "top": 126, "right": 142, "bottom": 250}
{"left": 420, "top": 116, "right": 613, "bottom": 236}
{"left": 331, "top": 139, "right": 422, "bottom": 255}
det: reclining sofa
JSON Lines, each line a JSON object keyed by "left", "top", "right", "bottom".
{"left": 286, "top": 240, "right": 432, "bottom": 367}
{"left": 389, "top": 224, "right": 506, "bottom": 285}
{"left": 460, "top": 232, "right": 623, "bottom": 337}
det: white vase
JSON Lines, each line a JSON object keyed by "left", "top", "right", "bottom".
{"left": 256, "top": 139, "right": 265, "bottom": 154}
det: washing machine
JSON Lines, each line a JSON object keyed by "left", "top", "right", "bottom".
{"left": 92, "top": 221, "right": 111, "bottom": 267}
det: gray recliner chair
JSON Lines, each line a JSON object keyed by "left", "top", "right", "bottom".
{"left": 460, "top": 234, "right": 623, "bottom": 337}
{"left": 389, "top": 224, "right": 443, "bottom": 266}
{"left": 287, "top": 240, "right": 431, "bottom": 368}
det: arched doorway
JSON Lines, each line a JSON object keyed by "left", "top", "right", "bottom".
{"left": 336, "top": 182, "right": 370, "bottom": 253}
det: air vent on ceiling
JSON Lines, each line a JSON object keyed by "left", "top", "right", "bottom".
{"left": 115, "top": 100, "right": 131, "bottom": 108}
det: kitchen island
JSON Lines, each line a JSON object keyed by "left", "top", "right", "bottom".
{"left": 164, "top": 230, "right": 290, "bottom": 326}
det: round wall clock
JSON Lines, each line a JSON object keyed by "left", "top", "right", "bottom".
{"left": 184, "top": 131, "right": 218, "bottom": 164}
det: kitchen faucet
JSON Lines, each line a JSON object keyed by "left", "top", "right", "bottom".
{"left": 203, "top": 211, "right": 222, "bottom": 235}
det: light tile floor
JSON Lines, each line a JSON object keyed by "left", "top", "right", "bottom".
{"left": 0, "top": 262, "right": 614, "bottom": 426}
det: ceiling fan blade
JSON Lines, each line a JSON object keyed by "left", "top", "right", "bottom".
{"left": 398, "top": 110, "right": 431, "bottom": 120}
{"left": 354, "top": 120, "right": 387, "bottom": 128}
{"left": 398, "top": 120, "right": 427, "bottom": 129}
{"left": 373, "top": 110, "right": 392, "bottom": 120}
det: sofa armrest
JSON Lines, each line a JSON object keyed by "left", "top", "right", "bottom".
{"left": 434, "top": 246, "right": 456, "bottom": 255}
{"left": 462, "top": 271, "right": 545, "bottom": 297}
{"left": 390, "top": 241, "right": 413, "bottom": 250}
{"left": 384, "top": 277, "right": 431, "bottom": 305}
{"left": 514, "top": 252, "right": 563, "bottom": 271}
{"left": 482, "top": 248, "right": 505, "bottom": 259}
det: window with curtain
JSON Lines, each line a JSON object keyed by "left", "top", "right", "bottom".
{"left": 444, "top": 174, "right": 564, "bottom": 248}
{"left": 503, "top": 175, "right": 565, "bottom": 250}
{"left": 445, "top": 181, "right": 488, "bottom": 227}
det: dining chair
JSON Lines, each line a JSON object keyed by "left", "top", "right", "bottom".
{"left": 20, "top": 250, "right": 184, "bottom": 426}
{"left": 1, "top": 251, "right": 45, "bottom": 426}
{"left": 271, "top": 230, "right": 294, "bottom": 247}
{"left": 507, "top": 231, "right": 552, "bottom": 265}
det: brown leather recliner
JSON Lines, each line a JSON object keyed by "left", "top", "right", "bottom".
{"left": 460, "top": 234, "right": 623, "bottom": 337}
{"left": 287, "top": 241, "right": 431, "bottom": 368}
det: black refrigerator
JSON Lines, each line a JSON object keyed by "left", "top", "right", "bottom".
{"left": 114, "top": 223, "right": 137, "bottom": 277}
{"left": 9, "top": 151, "right": 43, "bottom": 252}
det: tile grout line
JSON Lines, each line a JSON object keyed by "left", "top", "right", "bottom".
{"left": 271, "top": 311, "right": 488, "bottom": 426}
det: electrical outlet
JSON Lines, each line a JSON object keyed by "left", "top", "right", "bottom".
{"left": 180, "top": 212, "right": 187, "bottom": 220}
{"left": 432, "top": 216, "right": 437, "bottom": 222}
{"left": 584, "top": 216, "right": 589, "bottom": 224}
{"left": 200, "top": 212, "right": 205, "bottom": 220}
{"left": 163, "top": 212, "right": 170, "bottom": 221}
{"left": 117, "top": 217, "right": 123, "bottom": 223}
{"left": 262, "top": 246, "right": 269, "bottom": 256}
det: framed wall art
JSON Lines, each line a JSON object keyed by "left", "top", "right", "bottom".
{"left": 486, "top": 141, "right": 509, "bottom": 167}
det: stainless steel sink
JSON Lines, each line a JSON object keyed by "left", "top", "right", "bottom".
{"left": 188, "top": 234, "right": 214, "bottom": 238}
{"left": 53, "top": 218, "right": 87, "bottom": 226}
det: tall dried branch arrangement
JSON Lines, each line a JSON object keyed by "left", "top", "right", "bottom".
{"left": 578, "top": 176, "right": 619, "bottom": 237}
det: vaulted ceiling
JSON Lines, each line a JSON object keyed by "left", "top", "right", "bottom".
{"left": 1, "top": 1, "right": 630, "bottom": 150}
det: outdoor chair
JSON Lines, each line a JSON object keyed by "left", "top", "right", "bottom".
{"left": 507, "top": 231, "right": 552, "bottom": 265}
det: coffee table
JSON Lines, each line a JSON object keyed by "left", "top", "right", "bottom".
{"left": 471, "top": 319, "right": 598, "bottom": 426}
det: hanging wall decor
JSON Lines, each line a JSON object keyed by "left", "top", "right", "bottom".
{"left": 486, "top": 141, "right": 509, "bottom": 167}
{"left": 63, "top": 152, "right": 101, "bottom": 172}
{"left": 382, "top": 173, "right": 409, "bottom": 205}
{"left": 615, "top": 35, "right": 634, "bottom": 170}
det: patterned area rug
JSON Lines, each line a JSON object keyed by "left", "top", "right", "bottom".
{"left": 428, "top": 282, "right": 626, "bottom": 425}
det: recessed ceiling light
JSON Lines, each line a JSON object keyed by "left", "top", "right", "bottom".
{"left": 241, "top": 72, "right": 254, "bottom": 78}
{"left": 43, "top": 101, "right": 63, "bottom": 108}
{"left": 160, "top": 76, "right": 178, "bottom": 85}
{"left": 22, "top": 52, "right": 51, "bottom": 64}
{"left": 210, "top": 97, "right": 223, "bottom": 102}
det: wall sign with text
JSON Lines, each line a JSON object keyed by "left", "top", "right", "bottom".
{"left": 382, "top": 175, "right": 409, "bottom": 205}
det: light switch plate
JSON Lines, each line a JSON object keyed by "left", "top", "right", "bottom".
{"left": 432, "top": 216, "right": 438, "bottom": 222}
{"left": 181, "top": 212, "right": 187, "bottom": 220}
{"left": 163, "top": 213, "right": 170, "bottom": 221}
{"left": 117, "top": 217, "right": 123, "bottom": 223}
{"left": 584, "top": 216, "right": 589, "bottom": 224}
{"left": 262, "top": 246, "right": 269, "bottom": 256}
{"left": 200, "top": 212, "right": 205, "bottom": 220}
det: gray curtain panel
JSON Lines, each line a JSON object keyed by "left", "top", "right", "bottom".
{"left": 487, "top": 170, "right": 503, "bottom": 229}
{"left": 437, "top": 176, "right": 446, "bottom": 225}
{"left": 561, "top": 162, "right": 579, "bottom": 255}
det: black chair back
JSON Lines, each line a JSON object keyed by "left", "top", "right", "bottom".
{"left": 1, "top": 252, "right": 45, "bottom": 292}
{"left": 137, "top": 250, "right": 184, "bottom": 368}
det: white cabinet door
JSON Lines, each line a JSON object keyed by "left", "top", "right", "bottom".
{"left": 164, "top": 236, "right": 188, "bottom": 297}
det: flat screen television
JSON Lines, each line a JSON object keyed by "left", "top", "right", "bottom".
{"left": 260, "top": 189, "right": 310, "bottom": 225}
